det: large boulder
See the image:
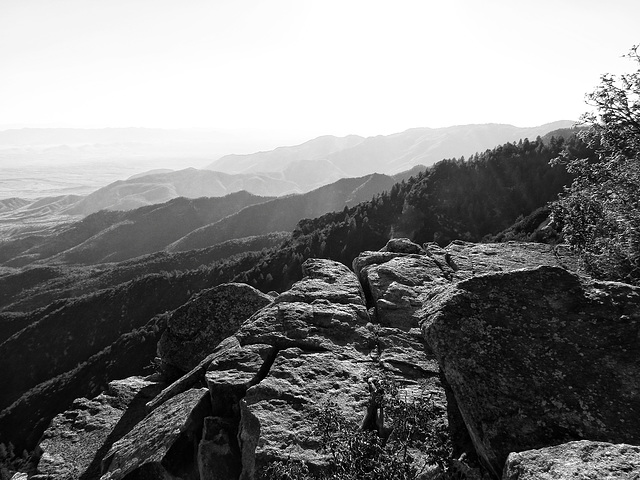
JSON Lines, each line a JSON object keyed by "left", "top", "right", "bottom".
{"left": 157, "top": 283, "right": 272, "bottom": 373}
{"left": 422, "top": 265, "right": 640, "bottom": 478}
{"left": 234, "top": 259, "right": 373, "bottom": 352}
{"left": 502, "top": 440, "right": 640, "bottom": 480}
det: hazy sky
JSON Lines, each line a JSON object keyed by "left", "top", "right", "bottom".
{"left": 1, "top": 0, "right": 639, "bottom": 138}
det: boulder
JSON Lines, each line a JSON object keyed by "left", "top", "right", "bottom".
{"left": 422, "top": 265, "right": 640, "bottom": 478}
{"left": 234, "top": 301, "right": 374, "bottom": 353}
{"left": 34, "top": 376, "right": 163, "bottom": 480}
{"left": 100, "top": 387, "right": 210, "bottom": 480}
{"left": 381, "top": 238, "right": 425, "bottom": 254}
{"left": 354, "top": 240, "right": 578, "bottom": 331}
{"left": 239, "top": 348, "right": 371, "bottom": 475}
{"left": 274, "top": 258, "right": 366, "bottom": 306}
{"left": 502, "top": 440, "right": 640, "bottom": 480}
{"left": 158, "top": 283, "right": 272, "bottom": 373}
{"left": 357, "top": 254, "right": 449, "bottom": 330}
{"left": 440, "top": 240, "right": 580, "bottom": 279}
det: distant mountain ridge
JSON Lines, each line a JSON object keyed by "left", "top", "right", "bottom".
{"left": 209, "top": 134, "right": 366, "bottom": 174}
{"left": 65, "top": 168, "right": 301, "bottom": 215}
{"left": 206, "top": 121, "right": 575, "bottom": 177}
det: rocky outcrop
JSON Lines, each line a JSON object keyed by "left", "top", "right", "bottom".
{"left": 30, "top": 239, "right": 640, "bottom": 480}
{"left": 422, "top": 265, "right": 640, "bottom": 478}
{"left": 502, "top": 440, "right": 640, "bottom": 480}
{"left": 34, "top": 377, "right": 163, "bottom": 480}
{"left": 231, "top": 258, "right": 442, "bottom": 477}
{"left": 158, "top": 283, "right": 273, "bottom": 374}
{"left": 70, "top": 257, "right": 445, "bottom": 479}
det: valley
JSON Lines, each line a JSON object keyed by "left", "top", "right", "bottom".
{"left": 0, "top": 126, "right": 587, "bottom": 462}
{"left": 3, "top": 1, "right": 639, "bottom": 476}
{"left": 3, "top": 120, "right": 637, "bottom": 480}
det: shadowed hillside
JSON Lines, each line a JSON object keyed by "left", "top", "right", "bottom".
{"left": 167, "top": 173, "right": 395, "bottom": 252}
{"left": 0, "top": 191, "right": 272, "bottom": 267}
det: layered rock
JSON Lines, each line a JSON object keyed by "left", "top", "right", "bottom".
{"left": 422, "top": 265, "right": 640, "bottom": 478}
{"left": 502, "top": 440, "right": 640, "bottom": 480}
{"left": 158, "top": 283, "right": 273, "bottom": 374}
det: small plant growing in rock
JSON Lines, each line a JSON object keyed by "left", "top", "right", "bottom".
{"left": 262, "top": 374, "right": 452, "bottom": 480}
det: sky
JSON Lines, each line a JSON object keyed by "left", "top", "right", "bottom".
{"left": 1, "top": 0, "right": 639, "bottom": 139}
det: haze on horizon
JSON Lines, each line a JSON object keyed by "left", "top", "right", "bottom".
{"left": 1, "top": 0, "right": 639, "bottom": 142}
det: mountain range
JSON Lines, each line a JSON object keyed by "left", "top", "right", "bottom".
{"left": 0, "top": 122, "right": 573, "bottom": 238}
{"left": 0, "top": 125, "right": 590, "bottom": 463}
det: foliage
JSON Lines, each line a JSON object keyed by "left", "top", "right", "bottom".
{"left": 487, "top": 206, "right": 562, "bottom": 244}
{"left": 552, "top": 46, "right": 640, "bottom": 284}
{"left": 262, "top": 375, "right": 452, "bottom": 480}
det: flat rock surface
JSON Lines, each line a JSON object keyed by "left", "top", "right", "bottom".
{"left": 234, "top": 301, "right": 374, "bottom": 352}
{"left": 422, "top": 265, "right": 640, "bottom": 478}
{"left": 503, "top": 440, "right": 640, "bottom": 480}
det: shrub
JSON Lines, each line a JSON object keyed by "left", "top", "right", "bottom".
{"left": 261, "top": 374, "right": 452, "bottom": 480}
{"left": 553, "top": 46, "right": 640, "bottom": 284}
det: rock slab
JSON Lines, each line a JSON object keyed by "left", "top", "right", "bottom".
{"left": 354, "top": 240, "right": 579, "bottom": 330}
{"left": 100, "top": 387, "right": 210, "bottom": 480}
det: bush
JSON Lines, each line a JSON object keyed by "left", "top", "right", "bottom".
{"left": 261, "top": 375, "right": 452, "bottom": 480}
{"left": 553, "top": 46, "right": 640, "bottom": 284}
